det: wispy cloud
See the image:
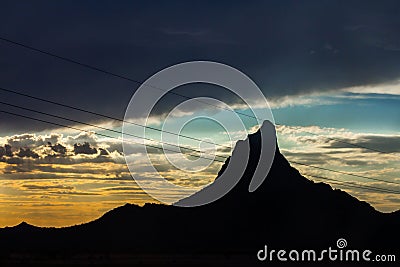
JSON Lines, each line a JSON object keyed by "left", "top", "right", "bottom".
{"left": 276, "top": 124, "right": 400, "bottom": 212}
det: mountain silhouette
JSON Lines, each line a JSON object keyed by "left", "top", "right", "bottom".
{"left": 0, "top": 121, "right": 398, "bottom": 266}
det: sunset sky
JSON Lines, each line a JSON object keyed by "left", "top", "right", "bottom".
{"left": 0, "top": 1, "right": 400, "bottom": 227}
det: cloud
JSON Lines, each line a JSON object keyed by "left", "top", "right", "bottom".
{"left": 281, "top": 150, "right": 334, "bottom": 165}
{"left": 276, "top": 124, "right": 400, "bottom": 193}
{"left": 6, "top": 133, "right": 62, "bottom": 149}
{"left": 2, "top": 157, "right": 23, "bottom": 165}
{"left": 16, "top": 148, "right": 39, "bottom": 158}
{"left": 53, "top": 191, "right": 101, "bottom": 196}
{"left": 50, "top": 143, "right": 67, "bottom": 155}
{"left": 102, "top": 186, "right": 144, "bottom": 192}
{"left": 0, "top": 144, "right": 12, "bottom": 157}
{"left": 99, "top": 148, "right": 109, "bottom": 156}
{"left": 73, "top": 142, "right": 97, "bottom": 155}
{"left": 277, "top": 124, "right": 400, "bottom": 155}
{"left": 67, "top": 132, "right": 97, "bottom": 146}
{"left": 325, "top": 135, "right": 400, "bottom": 153}
{"left": 22, "top": 184, "right": 74, "bottom": 191}
{"left": 2, "top": 1, "right": 400, "bottom": 132}
{"left": 104, "top": 141, "right": 123, "bottom": 154}
{"left": 341, "top": 82, "right": 400, "bottom": 95}
{"left": 0, "top": 132, "right": 129, "bottom": 168}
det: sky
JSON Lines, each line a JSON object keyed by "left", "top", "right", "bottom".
{"left": 0, "top": 0, "right": 400, "bottom": 226}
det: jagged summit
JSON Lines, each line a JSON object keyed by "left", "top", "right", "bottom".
{"left": 177, "top": 120, "right": 372, "bottom": 212}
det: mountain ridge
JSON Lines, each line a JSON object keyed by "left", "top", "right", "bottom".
{"left": 0, "top": 123, "right": 398, "bottom": 266}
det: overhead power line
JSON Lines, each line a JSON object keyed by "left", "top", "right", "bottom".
{"left": 0, "top": 86, "right": 231, "bottom": 149}
{"left": 291, "top": 160, "right": 400, "bottom": 186}
{"left": 0, "top": 100, "right": 229, "bottom": 161}
{"left": 1, "top": 100, "right": 398, "bottom": 190}
{"left": 1, "top": 102, "right": 399, "bottom": 194}
{"left": 282, "top": 127, "right": 391, "bottom": 154}
{"left": 0, "top": 36, "right": 258, "bottom": 122}
{"left": 305, "top": 173, "right": 400, "bottom": 195}
{"left": 0, "top": 36, "right": 399, "bottom": 190}
{"left": 0, "top": 109, "right": 226, "bottom": 163}
{"left": 2, "top": 103, "right": 397, "bottom": 194}
{"left": 0, "top": 36, "right": 397, "bottom": 156}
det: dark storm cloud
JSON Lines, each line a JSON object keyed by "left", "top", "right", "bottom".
{"left": 73, "top": 142, "right": 97, "bottom": 155}
{"left": 1, "top": 1, "right": 400, "bottom": 132}
{"left": 50, "top": 143, "right": 67, "bottom": 155}
{"left": 2, "top": 157, "right": 22, "bottom": 165}
{"left": 325, "top": 135, "right": 400, "bottom": 153}
{"left": 99, "top": 148, "right": 109, "bottom": 156}
{"left": 0, "top": 144, "right": 12, "bottom": 157}
{"left": 16, "top": 148, "right": 39, "bottom": 158}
